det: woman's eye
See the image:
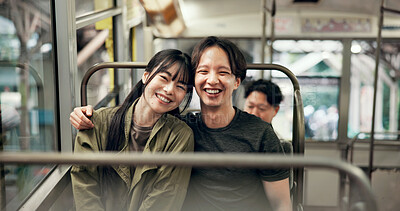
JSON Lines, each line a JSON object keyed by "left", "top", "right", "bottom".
{"left": 160, "top": 75, "right": 168, "bottom": 81}
{"left": 177, "top": 85, "right": 186, "bottom": 91}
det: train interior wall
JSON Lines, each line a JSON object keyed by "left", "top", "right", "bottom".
{"left": 304, "top": 144, "right": 400, "bottom": 211}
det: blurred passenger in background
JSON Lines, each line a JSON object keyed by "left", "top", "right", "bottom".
{"left": 243, "top": 79, "right": 282, "bottom": 123}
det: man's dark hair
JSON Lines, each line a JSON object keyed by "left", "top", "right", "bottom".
{"left": 245, "top": 79, "right": 283, "bottom": 107}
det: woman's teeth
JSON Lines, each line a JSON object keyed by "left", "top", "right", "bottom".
{"left": 157, "top": 94, "right": 171, "bottom": 103}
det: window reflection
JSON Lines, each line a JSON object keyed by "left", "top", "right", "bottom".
{"left": 0, "top": 0, "right": 56, "bottom": 207}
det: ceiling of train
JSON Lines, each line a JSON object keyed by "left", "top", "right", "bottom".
{"left": 175, "top": 0, "right": 400, "bottom": 79}
{"left": 180, "top": 0, "right": 400, "bottom": 21}
{"left": 176, "top": 0, "right": 400, "bottom": 38}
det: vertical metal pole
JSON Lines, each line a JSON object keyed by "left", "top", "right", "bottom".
{"left": 112, "top": 15, "right": 120, "bottom": 105}
{"left": 269, "top": 16, "right": 274, "bottom": 64}
{"left": 0, "top": 99, "right": 5, "bottom": 210}
{"left": 338, "top": 39, "right": 352, "bottom": 208}
{"left": 269, "top": 0, "right": 276, "bottom": 79}
{"left": 369, "top": 0, "right": 384, "bottom": 180}
{"left": 260, "top": 0, "right": 267, "bottom": 79}
{"left": 54, "top": 0, "right": 77, "bottom": 152}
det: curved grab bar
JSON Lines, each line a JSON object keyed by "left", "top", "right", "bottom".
{"left": 81, "top": 63, "right": 301, "bottom": 106}
{"left": 80, "top": 62, "right": 147, "bottom": 106}
{"left": 247, "top": 63, "right": 305, "bottom": 207}
{"left": 293, "top": 90, "right": 305, "bottom": 154}
{"left": 293, "top": 89, "right": 305, "bottom": 206}
{"left": 0, "top": 152, "right": 377, "bottom": 211}
{"left": 246, "top": 63, "right": 303, "bottom": 154}
{"left": 80, "top": 63, "right": 304, "bottom": 154}
{"left": 246, "top": 63, "right": 300, "bottom": 90}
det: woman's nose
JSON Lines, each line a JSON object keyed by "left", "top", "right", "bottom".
{"left": 163, "top": 82, "right": 174, "bottom": 94}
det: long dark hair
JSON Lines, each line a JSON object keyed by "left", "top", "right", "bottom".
{"left": 106, "top": 49, "right": 194, "bottom": 152}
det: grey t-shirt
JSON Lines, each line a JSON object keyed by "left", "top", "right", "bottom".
{"left": 182, "top": 107, "right": 289, "bottom": 211}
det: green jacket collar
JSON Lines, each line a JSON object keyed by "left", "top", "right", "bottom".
{"left": 112, "top": 98, "right": 169, "bottom": 189}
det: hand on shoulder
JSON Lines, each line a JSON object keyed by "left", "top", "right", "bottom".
{"left": 70, "top": 105, "right": 94, "bottom": 130}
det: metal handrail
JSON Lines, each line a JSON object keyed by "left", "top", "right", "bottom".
{"left": 339, "top": 131, "right": 400, "bottom": 210}
{"left": 81, "top": 63, "right": 305, "bottom": 155}
{"left": 382, "top": 6, "right": 400, "bottom": 14}
{"left": 247, "top": 63, "right": 305, "bottom": 208}
{"left": 80, "top": 62, "right": 306, "bottom": 208}
{"left": 0, "top": 152, "right": 376, "bottom": 211}
{"left": 346, "top": 131, "right": 400, "bottom": 164}
{"left": 293, "top": 89, "right": 305, "bottom": 207}
{"left": 80, "top": 62, "right": 147, "bottom": 106}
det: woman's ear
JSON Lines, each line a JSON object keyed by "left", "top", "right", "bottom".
{"left": 142, "top": 71, "right": 150, "bottom": 84}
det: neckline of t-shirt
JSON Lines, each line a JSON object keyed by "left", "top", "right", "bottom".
{"left": 198, "top": 107, "right": 240, "bottom": 132}
{"left": 132, "top": 120, "right": 154, "bottom": 131}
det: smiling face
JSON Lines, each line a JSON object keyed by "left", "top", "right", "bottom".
{"left": 195, "top": 46, "right": 241, "bottom": 110}
{"left": 142, "top": 63, "right": 188, "bottom": 115}
{"left": 244, "top": 91, "right": 279, "bottom": 123}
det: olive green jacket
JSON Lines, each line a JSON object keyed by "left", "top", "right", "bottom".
{"left": 70, "top": 102, "right": 194, "bottom": 211}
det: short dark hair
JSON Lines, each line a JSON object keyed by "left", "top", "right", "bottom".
{"left": 245, "top": 79, "right": 283, "bottom": 107}
{"left": 191, "top": 36, "right": 247, "bottom": 82}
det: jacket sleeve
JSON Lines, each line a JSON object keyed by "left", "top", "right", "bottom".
{"left": 70, "top": 113, "right": 105, "bottom": 211}
{"left": 139, "top": 127, "right": 194, "bottom": 211}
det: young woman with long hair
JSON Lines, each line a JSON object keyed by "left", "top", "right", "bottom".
{"left": 70, "top": 49, "right": 195, "bottom": 211}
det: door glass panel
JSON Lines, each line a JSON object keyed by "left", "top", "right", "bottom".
{"left": 0, "top": 0, "right": 56, "bottom": 207}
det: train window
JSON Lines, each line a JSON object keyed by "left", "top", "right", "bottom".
{"left": 76, "top": 21, "right": 114, "bottom": 106}
{"left": 269, "top": 76, "right": 339, "bottom": 141}
{"left": 75, "top": 0, "right": 115, "bottom": 18}
{"left": 0, "top": 0, "right": 56, "bottom": 207}
{"left": 348, "top": 40, "right": 399, "bottom": 140}
{"left": 271, "top": 40, "right": 342, "bottom": 141}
